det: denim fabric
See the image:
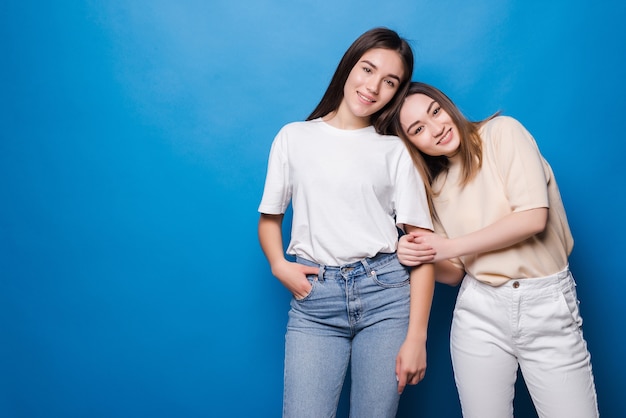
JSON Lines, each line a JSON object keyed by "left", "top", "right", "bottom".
{"left": 451, "top": 268, "right": 599, "bottom": 418}
{"left": 283, "top": 252, "right": 410, "bottom": 418}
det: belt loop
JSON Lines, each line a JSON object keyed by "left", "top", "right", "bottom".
{"left": 360, "top": 257, "right": 373, "bottom": 277}
{"left": 318, "top": 265, "right": 325, "bottom": 282}
{"left": 560, "top": 267, "right": 571, "bottom": 281}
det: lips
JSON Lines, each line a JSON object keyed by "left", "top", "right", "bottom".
{"left": 357, "top": 91, "right": 376, "bottom": 103}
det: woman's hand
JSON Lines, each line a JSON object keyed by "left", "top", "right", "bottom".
{"left": 271, "top": 259, "right": 319, "bottom": 299}
{"left": 395, "top": 339, "right": 427, "bottom": 394}
{"left": 258, "top": 213, "right": 319, "bottom": 299}
{"left": 409, "top": 231, "right": 456, "bottom": 262}
{"left": 397, "top": 233, "right": 436, "bottom": 266}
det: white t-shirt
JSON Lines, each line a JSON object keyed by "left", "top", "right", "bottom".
{"left": 259, "top": 118, "right": 433, "bottom": 266}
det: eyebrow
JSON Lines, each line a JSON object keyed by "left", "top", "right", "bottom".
{"left": 406, "top": 100, "right": 438, "bottom": 134}
{"left": 361, "top": 59, "right": 402, "bottom": 83}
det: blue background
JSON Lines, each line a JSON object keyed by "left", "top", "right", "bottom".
{"left": 2, "top": 1, "right": 624, "bottom": 417}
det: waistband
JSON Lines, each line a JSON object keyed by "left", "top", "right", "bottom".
{"left": 296, "top": 252, "right": 397, "bottom": 281}
{"left": 464, "top": 265, "right": 572, "bottom": 291}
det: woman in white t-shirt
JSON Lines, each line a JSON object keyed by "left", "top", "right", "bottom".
{"left": 258, "top": 29, "right": 434, "bottom": 418}
{"left": 393, "top": 81, "right": 598, "bottom": 418}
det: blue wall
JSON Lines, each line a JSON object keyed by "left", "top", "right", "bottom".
{"left": 2, "top": 1, "right": 624, "bottom": 417}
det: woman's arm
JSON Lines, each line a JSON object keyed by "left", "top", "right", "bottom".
{"left": 395, "top": 225, "right": 435, "bottom": 394}
{"left": 398, "top": 208, "right": 547, "bottom": 285}
{"left": 397, "top": 234, "right": 463, "bottom": 286}
{"left": 434, "top": 260, "right": 465, "bottom": 286}
{"left": 258, "top": 213, "right": 318, "bottom": 298}
{"left": 413, "top": 207, "right": 548, "bottom": 262}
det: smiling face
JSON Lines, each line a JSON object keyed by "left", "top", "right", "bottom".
{"left": 399, "top": 93, "right": 460, "bottom": 157}
{"left": 334, "top": 48, "right": 404, "bottom": 128}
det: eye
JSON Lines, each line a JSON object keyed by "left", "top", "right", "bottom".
{"left": 362, "top": 66, "right": 372, "bottom": 73}
{"left": 432, "top": 106, "right": 441, "bottom": 116}
{"left": 384, "top": 79, "right": 396, "bottom": 88}
{"left": 413, "top": 126, "right": 423, "bottom": 135}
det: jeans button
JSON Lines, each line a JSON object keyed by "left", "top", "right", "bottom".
{"left": 512, "top": 281, "right": 520, "bottom": 289}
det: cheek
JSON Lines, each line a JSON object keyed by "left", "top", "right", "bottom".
{"left": 379, "top": 87, "right": 398, "bottom": 106}
{"left": 343, "top": 71, "right": 358, "bottom": 91}
{"left": 409, "top": 137, "right": 429, "bottom": 152}
{"left": 411, "top": 138, "right": 424, "bottom": 152}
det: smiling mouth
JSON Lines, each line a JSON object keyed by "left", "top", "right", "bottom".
{"left": 357, "top": 92, "right": 376, "bottom": 103}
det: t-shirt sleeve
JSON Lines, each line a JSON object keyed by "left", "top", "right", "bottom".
{"left": 258, "top": 129, "right": 291, "bottom": 215}
{"left": 394, "top": 148, "right": 434, "bottom": 231}
{"left": 487, "top": 116, "right": 549, "bottom": 212}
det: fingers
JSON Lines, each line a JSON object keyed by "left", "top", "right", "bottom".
{"left": 405, "top": 238, "right": 434, "bottom": 252}
{"left": 399, "top": 242, "right": 433, "bottom": 254}
{"left": 396, "top": 370, "right": 427, "bottom": 394}
{"left": 300, "top": 265, "right": 319, "bottom": 276}
{"left": 411, "top": 369, "right": 426, "bottom": 385}
{"left": 397, "top": 373, "right": 406, "bottom": 394}
{"left": 399, "top": 251, "right": 436, "bottom": 263}
{"left": 399, "top": 234, "right": 412, "bottom": 244}
{"left": 417, "top": 252, "right": 436, "bottom": 262}
{"left": 410, "top": 244, "right": 436, "bottom": 262}
{"left": 396, "top": 359, "right": 425, "bottom": 394}
{"left": 401, "top": 369, "right": 426, "bottom": 391}
{"left": 396, "top": 357, "right": 427, "bottom": 393}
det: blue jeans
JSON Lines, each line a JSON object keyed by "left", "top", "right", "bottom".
{"left": 283, "top": 252, "right": 410, "bottom": 418}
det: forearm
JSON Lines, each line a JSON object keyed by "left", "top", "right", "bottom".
{"left": 434, "top": 260, "right": 464, "bottom": 286}
{"left": 259, "top": 213, "right": 319, "bottom": 298}
{"left": 451, "top": 207, "right": 548, "bottom": 258}
{"left": 258, "top": 213, "right": 286, "bottom": 267}
{"left": 405, "top": 262, "right": 435, "bottom": 342}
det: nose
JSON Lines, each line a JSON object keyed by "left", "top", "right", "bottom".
{"left": 431, "top": 122, "right": 445, "bottom": 137}
{"left": 366, "top": 77, "right": 380, "bottom": 95}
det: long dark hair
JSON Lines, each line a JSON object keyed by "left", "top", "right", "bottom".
{"left": 307, "top": 27, "right": 414, "bottom": 131}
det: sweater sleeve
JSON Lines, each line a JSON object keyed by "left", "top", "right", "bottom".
{"left": 484, "top": 116, "right": 549, "bottom": 212}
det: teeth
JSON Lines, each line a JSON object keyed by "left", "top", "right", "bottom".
{"left": 437, "top": 129, "right": 450, "bottom": 145}
{"left": 358, "top": 92, "right": 374, "bottom": 103}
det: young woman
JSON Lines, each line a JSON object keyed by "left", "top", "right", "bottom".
{"left": 258, "top": 29, "right": 434, "bottom": 418}
{"left": 392, "top": 81, "right": 599, "bottom": 418}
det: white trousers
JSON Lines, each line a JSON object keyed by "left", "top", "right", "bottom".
{"left": 450, "top": 268, "right": 599, "bottom": 418}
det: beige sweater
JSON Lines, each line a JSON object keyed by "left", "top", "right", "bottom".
{"left": 432, "top": 116, "right": 573, "bottom": 286}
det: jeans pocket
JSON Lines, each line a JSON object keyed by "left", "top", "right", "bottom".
{"left": 294, "top": 275, "right": 316, "bottom": 301}
{"left": 557, "top": 279, "right": 583, "bottom": 330}
{"left": 370, "top": 258, "right": 410, "bottom": 288}
{"left": 454, "top": 276, "right": 473, "bottom": 311}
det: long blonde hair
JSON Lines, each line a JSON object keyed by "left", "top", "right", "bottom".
{"left": 388, "top": 82, "right": 499, "bottom": 219}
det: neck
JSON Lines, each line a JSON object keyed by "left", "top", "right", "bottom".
{"left": 447, "top": 148, "right": 462, "bottom": 163}
{"left": 323, "top": 106, "right": 371, "bottom": 130}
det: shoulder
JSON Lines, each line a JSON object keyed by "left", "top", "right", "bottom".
{"left": 369, "top": 130, "right": 404, "bottom": 144}
{"left": 373, "top": 132, "right": 409, "bottom": 154}
{"left": 480, "top": 115, "right": 534, "bottom": 147}
{"left": 480, "top": 115, "right": 526, "bottom": 136}
{"left": 278, "top": 119, "right": 317, "bottom": 133}
{"left": 273, "top": 120, "right": 325, "bottom": 143}
{"left": 479, "top": 115, "right": 544, "bottom": 172}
